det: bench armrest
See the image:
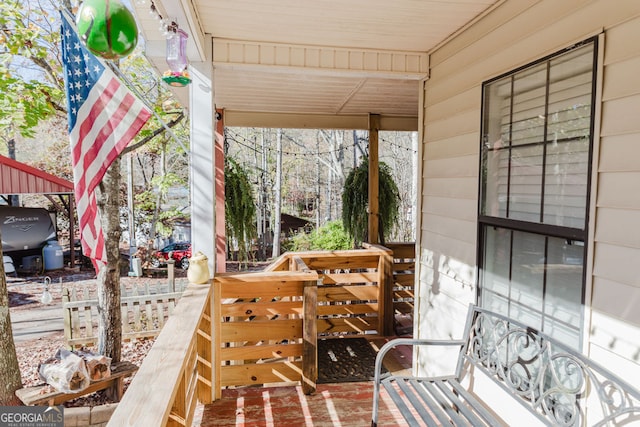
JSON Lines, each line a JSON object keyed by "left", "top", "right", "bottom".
{"left": 374, "top": 337, "right": 466, "bottom": 384}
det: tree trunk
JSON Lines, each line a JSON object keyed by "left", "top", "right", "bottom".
{"left": 0, "top": 233, "right": 22, "bottom": 405}
{"left": 149, "top": 142, "right": 167, "bottom": 249}
{"left": 271, "top": 129, "right": 282, "bottom": 258}
{"left": 96, "top": 158, "right": 123, "bottom": 363}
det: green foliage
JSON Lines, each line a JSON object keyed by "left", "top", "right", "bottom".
{"left": 0, "top": 1, "right": 65, "bottom": 141}
{"left": 341, "top": 157, "right": 400, "bottom": 246}
{"left": 0, "top": 73, "right": 59, "bottom": 138}
{"left": 0, "top": 1, "right": 58, "bottom": 60}
{"left": 290, "top": 220, "right": 351, "bottom": 251}
{"left": 156, "top": 207, "right": 186, "bottom": 237}
{"left": 225, "top": 157, "right": 257, "bottom": 263}
{"left": 134, "top": 173, "right": 188, "bottom": 238}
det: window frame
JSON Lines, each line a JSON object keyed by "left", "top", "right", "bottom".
{"left": 476, "top": 37, "right": 599, "bottom": 350}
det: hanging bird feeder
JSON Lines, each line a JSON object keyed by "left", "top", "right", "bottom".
{"left": 76, "top": 0, "right": 139, "bottom": 60}
{"left": 162, "top": 28, "right": 191, "bottom": 87}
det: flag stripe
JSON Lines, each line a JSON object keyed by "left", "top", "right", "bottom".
{"left": 71, "top": 77, "right": 120, "bottom": 166}
{"left": 61, "top": 11, "right": 151, "bottom": 272}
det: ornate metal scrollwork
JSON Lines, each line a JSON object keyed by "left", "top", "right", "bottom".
{"left": 466, "top": 310, "right": 640, "bottom": 426}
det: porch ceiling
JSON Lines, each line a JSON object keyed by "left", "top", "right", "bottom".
{"left": 134, "top": 0, "right": 500, "bottom": 130}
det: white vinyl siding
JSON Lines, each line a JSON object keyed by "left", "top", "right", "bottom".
{"left": 418, "top": 0, "right": 640, "bottom": 387}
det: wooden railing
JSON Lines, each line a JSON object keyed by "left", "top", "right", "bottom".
{"left": 384, "top": 242, "right": 416, "bottom": 335}
{"left": 108, "top": 244, "right": 414, "bottom": 426}
{"left": 107, "top": 283, "right": 213, "bottom": 427}
{"left": 214, "top": 263, "right": 319, "bottom": 397}
{"left": 213, "top": 246, "right": 395, "bottom": 396}
{"left": 268, "top": 246, "right": 395, "bottom": 336}
{"left": 383, "top": 242, "right": 415, "bottom": 317}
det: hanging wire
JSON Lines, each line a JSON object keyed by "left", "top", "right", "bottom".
{"left": 226, "top": 128, "right": 362, "bottom": 157}
{"left": 226, "top": 128, "right": 416, "bottom": 157}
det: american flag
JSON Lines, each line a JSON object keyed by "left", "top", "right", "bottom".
{"left": 61, "top": 11, "right": 151, "bottom": 272}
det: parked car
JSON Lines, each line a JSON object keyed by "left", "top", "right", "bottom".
{"left": 152, "top": 242, "right": 192, "bottom": 270}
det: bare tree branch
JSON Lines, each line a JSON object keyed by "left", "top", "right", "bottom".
{"left": 122, "top": 111, "right": 185, "bottom": 155}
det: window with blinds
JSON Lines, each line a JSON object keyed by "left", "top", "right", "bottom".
{"left": 478, "top": 39, "right": 596, "bottom": 349}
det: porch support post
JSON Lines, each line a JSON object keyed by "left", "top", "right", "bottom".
{"left": 302, "top": 278, "right": 318, "bottom": 394}
{"left": 368, "top": 113, "right": 380, "bottom": 244}
{"left": 215, "top": 108, "right": 226, "bottom": 272}
{"left": 189, "top": 36, "right": 216, "bottom": 276}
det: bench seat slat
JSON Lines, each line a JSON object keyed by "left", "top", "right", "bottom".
{"left": 381, "top": 379, "right": 421, "bottom": 426}
{"left": 421, "top": 380, "right": 471, "bottom": 426}
{"left": 406, "top": 379, "right": 461, "bottom": 426}
{"left": 435, "top": 379, "right": 498, "bottom": 426}
{"left": 395, "top": 379, "right": 446, "bottom": 427}
{"left": 448, "top": 379, "right": 503, "bottom": 426}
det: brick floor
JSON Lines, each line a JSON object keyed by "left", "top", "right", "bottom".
{"left": 196, "top": 382, "right": 411, "bottom": 426}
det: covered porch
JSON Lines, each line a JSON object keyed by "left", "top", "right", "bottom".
{"left": 104, "top": 0, "right": 640, "bottom": 425}
{"left": 105, "top": 0, "right": 501, "bottom": 425}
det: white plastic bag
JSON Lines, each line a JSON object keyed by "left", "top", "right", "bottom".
{"left": 39, "top": 348, "right": 90, "bottom": 393}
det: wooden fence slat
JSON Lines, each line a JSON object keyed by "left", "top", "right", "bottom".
{"left": 219, "top": 361, "right": 303, "bottom": 387}
{"left": 220, "top": 343, "right": 304, "bottom": 361}
{"left": 317, "top": 303, "right": 378, "bottom": 316}
{"left": 317, "top": 316, "right": 378, "bottom": 335}
{"left": 62, "top": 289, "right": 72, "bottom": 343}
{"left": 71, "top": 288, "right": 81, "bottom": 339}
{"left": 126, "top": 292, "right": 134, "bottom": 334}
{"left": 196, "top": 296, "right": 213, "bottom": 405}
{"left": 146, "top": 303, "right": 154, "bottom": 331}
{"left": 220, "top": 319, "right": 302, "bottom": 342}
{"left": 63, "top": 282, "right": 186, "bottom": 348}
{"left": 220, "top": 300, "right": 303, "bottom": 317}
{"left": 320, "top": 271, "right": 379, "bottom": 285}
{"left": 85, "top": 305, "right": 93, "bottom": 339}
{"left": 134, "top": 300, "right": 142, "bottom": 332}
{"left": 118, "top": 302, "right": 126, "bottom": 334}
{"left": 384, "top": 242, "right": 415, "bottom": 258}
{"left": 220, "top": 281, "right": 304, "bottom": 299}
{"left": 157, "top": 302, "right": 165, "bottom": 328}
{"left": 317, "top": 284, "right": 379, "bottom": 301}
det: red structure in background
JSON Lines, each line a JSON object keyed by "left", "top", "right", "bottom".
{"left": 0, "top": 154, "right": 77, "bottom": 266}
{"left": 0, "top": 155, "right": 73, "bottom": 195}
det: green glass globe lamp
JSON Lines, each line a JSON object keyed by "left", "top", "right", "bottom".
{"left": 76, "top": 0, "right": 139, "bottom": 60}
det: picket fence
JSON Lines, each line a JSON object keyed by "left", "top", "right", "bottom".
{"left": 62, "top": 280, "right": 187, "bottom": 348}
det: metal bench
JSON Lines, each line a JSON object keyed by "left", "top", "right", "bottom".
{"left": 372, "top": 305, "right": 640, "bottom": 426}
